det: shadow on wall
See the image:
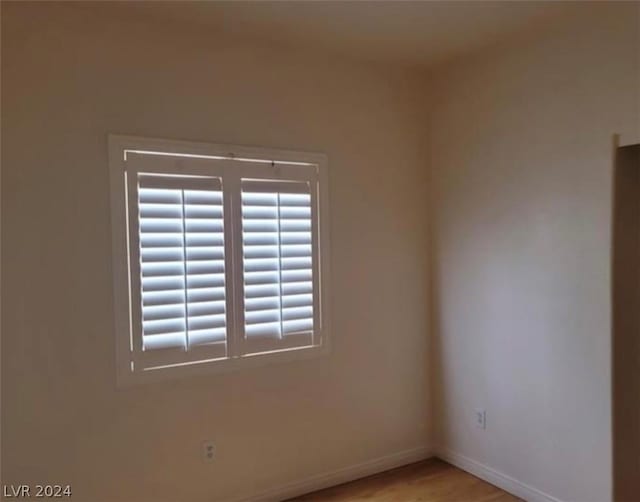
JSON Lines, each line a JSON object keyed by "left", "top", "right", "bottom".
{"left": 612, "top": 143, "right": 640, "bottom": 502}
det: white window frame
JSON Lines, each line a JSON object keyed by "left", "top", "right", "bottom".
{"left": 108, "top": 135, "right": 331, "bottom": 386}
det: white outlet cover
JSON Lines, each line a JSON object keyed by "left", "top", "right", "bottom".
{"left": 475, "top": 409, "right": 486, "bottom": 429}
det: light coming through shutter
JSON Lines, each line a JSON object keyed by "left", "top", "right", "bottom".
{"left": 137, "top": 175, "right": 227, "bottom": 358}
{"left": 241, "top": 180, "right": 315, "bottom": 352}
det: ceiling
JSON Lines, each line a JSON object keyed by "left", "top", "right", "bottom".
{"left": 127, "top": 1, "right": 574, "bottom": 68}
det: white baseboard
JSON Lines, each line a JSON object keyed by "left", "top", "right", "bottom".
{"left": 230, "top": 445, "right": 433, "bottom": 502}
{"left": 436, "top": 447, "right": 564, "bottom": 502}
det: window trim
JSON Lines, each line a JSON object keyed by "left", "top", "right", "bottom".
{"left": 108, "top": 135, "right": 331, "bottom": 386}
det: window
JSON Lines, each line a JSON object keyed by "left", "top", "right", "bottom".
{"left": 109, "top": 136, "right": 330, "bottom": 385}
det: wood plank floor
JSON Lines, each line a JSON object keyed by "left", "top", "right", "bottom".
{"left": 288, "top": 458, "right": 521, "bottom": 502}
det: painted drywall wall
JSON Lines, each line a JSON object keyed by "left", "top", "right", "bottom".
{"left": 429, "top": 4, "right": 639, "bottom": 502}
{"left": 1, "top": 3, "right": 430, "bottom": 501}
{"left": 613, "top": 144, "right": 640, "bottom": 502}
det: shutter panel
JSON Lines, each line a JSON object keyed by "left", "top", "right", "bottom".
{"left": 135, "top": 174, "right": 228, "bottom": 366}
{"left": 241, "top": 180, "right": 315, "bottom": 353}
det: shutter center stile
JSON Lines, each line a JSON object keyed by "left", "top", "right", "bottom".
{"left": 277, "top": 192, "right": 285, "bottom": 340}
{"left": 180, "top": 188, "right": 190, "bottom": 351}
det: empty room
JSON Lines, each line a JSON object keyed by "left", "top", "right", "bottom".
{"left": 1, "top": 1, "right": 639, "bottom": 501}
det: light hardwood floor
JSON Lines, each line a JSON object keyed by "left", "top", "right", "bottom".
{"left": 288, "top": 458, "right": 521, "bottom": 501}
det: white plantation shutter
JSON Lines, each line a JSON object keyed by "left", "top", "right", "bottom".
{"left": 131, "top": 173, "right": 229, "bottom": 369}
{"left": 240, "top": 180, "right": 317, "bottom": 353}
{"left": 112, "top": 139, "right": 328, "bottom": 383}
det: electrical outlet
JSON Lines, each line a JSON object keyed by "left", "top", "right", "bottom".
{"left": 202, "top": 440, "right": 215, "bottom": 463}
{"left": 475, "top": 409, "right": 486, "bottom": 429}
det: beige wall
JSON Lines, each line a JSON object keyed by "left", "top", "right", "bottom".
{"left": 429, "top": 3, "right": 639, "bottom": 502}
{"left": 1, "top": 3, "right": 430, "bottom": 501}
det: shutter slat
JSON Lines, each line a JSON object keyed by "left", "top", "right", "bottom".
{"left": 242, "top": 207, "right": 278, "bottom": 219}
{"left": 187, "top": 273, "right": 225, "bottom": 289}
{"left": 280, "top": 232, "right": 311, "bottom": 245}
{"left": 244, "top": 233, "right": 279, "bottom": 246}
{"left": 280, "top": 220, "right": 311, "bottom": 231}
{"left": 189, "top": 328, "right": 226, "bottom": 346}
{"left": 184, "top": 204, "right": 223, "bottom": 218}
{"left": 187, "top": 286, "right": 226, "bottom": 303}
{"left": 142, "top": 262, "right": 184, "bottom": 277}
{"left": 283, "top": 306, "right": 313, "bottom": 321}
{"left": 279, "top": 193, "right": 311, "bottom": 207}
{"left": 282, "top": 257, "right": 312, "bottom": 270}
{"left": 186, "top": 234, "right": 225, "bottom": 247}
{"left": 282, "top": 269, "right": 312, "bottom": 282}
{"left": 141, "top": 233, "right": 184, "bottom": 248}
{"left": 184, "top": 190, "right": 222, "bottom": 205}
{"left": 282, "top": 281, "right": 312, "bottom": 295}
{"left": 185, "top": 219, "right": 224, "bottom": 233}
{"left": 243, "top": 219, "right": 279, "bottom": 232}
{"left": 283, "top": 318, "right": 313, "bottom": 334}
{"left": 139, "top": 188, "right": 182, "bottom": 204}
{"left": 280, "top": 207, "right": 311, "bottom": 219}
{"left": 246, "top": 321, "right": 281, "bottom": 338}
{"left": 244, "top": 245, "right": 279, "bottom": 259}
{"left": 188, "top": 314, "right": 226, "bottom": 331}
{"left": 143, "top": 289, "right": 185, "bottom": 307}
{"left": 244, "top": 271, "right": 280, "bottom": 286}
{"left": 142, "top": 276, "right": 185, "bottom": 292}
{"left": 282, "top": 293, "right": 313, "bottom": 308}
{"left": 187, "top": 261, "right": 225, "bottom": 275}
{"left": 143, "top": 303, "right": 186, "bottom": 321}
{"left": 143, "top": 318, "right": 186, "bottom": 336}
{"left": 281, "top": 244, "right": 312, "bottom": 258}
{"left": 189, "top": 300, "right": 226, "bottom": 317}
{"left": 142, "top": 247, "right": 184, "bottom": 263}
{"left": 241, "top": 193, "right": 278, "bottom": 206}
{"left": 245, "top": 283, "right": 280, "bottom": 299}
{"left": 140, "top": 203, "right": 183, "bottom": 219}
{"left": 245, "top": 309, "right": 281, "bottom": 325}
{"left": 186, "top": 246, "right": 224, "bottom": 261}
{"left": 245, "top": 296, "right": 281, "bottom": 312}
{"left": 244, "top": 258, "right": 280, "bottom": 272}
{"left": 140, "top": 218, "right": 183, "bottom": 233}
{"left": 143, "top": 332, "right": 186, "bottom": 350}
